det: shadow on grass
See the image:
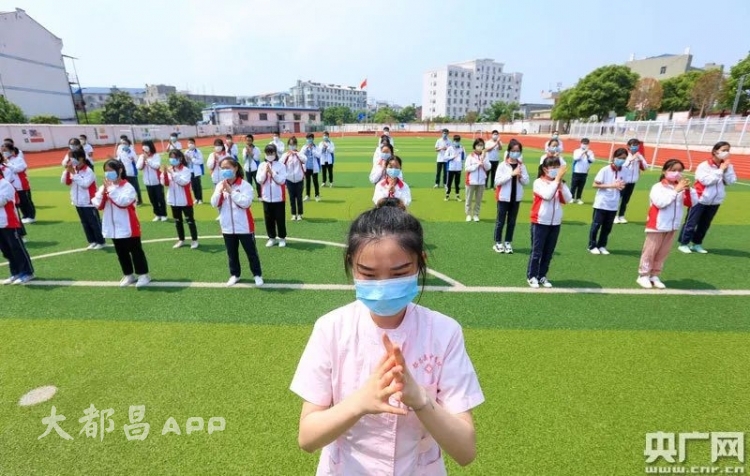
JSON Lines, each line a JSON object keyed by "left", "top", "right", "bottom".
{"left": 299, "top": 218, "right": 337, "bottom": 224}
{"left": 287, "top": 242, "right": 328, "bottom": 252}
{"left": 24, "top": 241, "right": 59, "bottom": 249}
{"left": 552, "top": 280, "right": 603, "bottom": 288}
{"left": 708, "top": 248, "right": 750, "bottom": 259}
{"left": 194, "top": 244, "right": 227, "bottom": 254}
{"left": 32, "top": 220, "right": 64, "bottom": 226}
{"left": 608, "top": 249, "right": 642, "bottom": 257}
{"left": 316, "top": 199, "right": 346, "bottom": 204}
{"left": 663, "top": 279, "right": 717, "bottom": 290}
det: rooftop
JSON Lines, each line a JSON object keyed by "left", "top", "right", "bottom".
{"left": 76, "top": 87, "right": 146, "bottom": 95}
{"left": 204, "top": 105, "right": 319, "bottom": 112}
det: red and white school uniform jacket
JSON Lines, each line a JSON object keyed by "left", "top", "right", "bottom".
{"left": 373, "top": 178, "right": 412, "bottom": 207}
{"left": 6, "top": 155, "right": 30, "bottom": 191}
{"left": 162, "top": 165, "right": 194, "bottom": 207}
{"left": 621, "top": 153, "right": 648, "bottom": 184}
{"left": 207, "top": 152, "right": 230, "bottom": 184}
{"left": 694, "top": 159, "right": 737, "bottom": 206}
{"left": 494, "top": 161, "right": 530, "bottom": 202}
{"left": 282, "top": 151, "right": 306, "bottom": 183}
{"left": 61, "top": 165, "right": 97, "bottom": 208}
{"left": 256, "top": 160, "right": 287, "bottom": 203}
{"left": 464, "top": 153, "right": 492, "bottom": 186}
{"left": 136, "top": 153, "right": 162, "bottom": 186}
{"left": 645, "top": 181, "right": 696, "bottom": 233}
{"left": 210, "top": 178, "right": 256, "bottom": 235}
{"left": 92, "top": 180, "right": 140, "bottom": 239}
{"left": 530, "top": 178, "right": 572, "bottom": 226}
{"left": 0, "top": 178, "right": 21, "bottom": 229}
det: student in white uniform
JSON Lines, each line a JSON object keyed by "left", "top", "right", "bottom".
{"left": 485, "top": 130, "right": 502, "bottom": 189}
{"left": 61, "top": 148, "right": 105, "bottom": 250}
{"left": 372, "top": 156, "right": 411, "bottom": 208}
{"left": 257, "top": 144, "right": 288, "bottom": 248}
{"left": 270, "top": 131, "right": 286, "bottom": 155}
{"left": 206, "top": 138, "right": 231, "bottom": 187}
{"left": 445, "top": 135, "right": 465, "bottom": 201}
{"left": 369, "top": 142, "right": 394, "bottom": 184}
{"left": 116, "top": 137, "right": 143, "bottom": 205}
{"left": 225, "top": 134, "right": 238, "bottom": 160}
{"left": 464, "top": 138, "right": 492, "bottom": 222}
{"left": 615, "top": 138, "right": 648, "bottom": 224}
{"left": 79, "top": 134, "right": 94, "bottom": 163}
{"left": 377, "top": 126, "right": 394, "bottom": 147}
{"left": 540, "top": 139, "right": 567, "bottom": 166}
{"left": 210, "top": 157, "right": 264, "bottom": 287}
{"left": 301, "top": 133, "right": 321, "bottom": 202}
{"left": 0, "top": 153, "right": 26, "bottom": 242}
{"left": 319, "top": 132, "right": 335, "bottom": 187}
{"left": 62, "top": 137, "right": 85, "bottom": 167}
{"left": 0, "top": 167, "right": 34, "bottom": 284}
{"left": 242, "top": 134, "right": 261, "bottom": 197}
{"left": 3, "top": 144, "right": 36, "bottom": 224}
{"left": 162, "top": 149, "right": 199, "bottom": 250}
{"left": 282, "top": 136, "right": 306, "bottom": 221}
{"left": 434, "top": 128, "right": 451, "bottom": 188}
{"left": 570, "top": 138, "right": 595, "bottom": 204}
{"left": 290, "top": 201, "right": 484, "bottom": 475}
{"left": 185, "top": 138, "right": 204, "bottom": 204}
{"left": 588, "top": 148, "right": 627, "bottom": 255}
{"left": 493, "top": 139, "right": 529, "bottom": 254}
{"left": 92, "top": 159, "right": 151, "bottom": 288}
{"left": 136, "top": 140, "right": 167, "bottom": 222}
{"left": 544, "top": 130, "right": 564, "bottom": 152}
{"left": 166, "top": 133, "right": 182, "bottom": 152}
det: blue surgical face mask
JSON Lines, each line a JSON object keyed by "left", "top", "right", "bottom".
{"left": 630, "top": 145, "right": 639, "bottom": 153}
{"left": 355, "top": 274, "right": 419, "bottom": 317}
{"left": 547, "top": 168, "right": 559, "bottom": 178}
{"left": 169, "top": 158, "right": 180, "bottom": 166}
{"left": 453, "top": 141, "right": 460, "bottom": 147}
{"left": 509, "top": 151, "right": 521, "bottom": 160}
{"left": 289, "top": 144, "right": 298, "bottom": 151}
{"left": 614, "top": 158, "right": 626, "bottom": 168}
{"left": 70, "top": 159, "right": 80, "bottom": 167}
{"left": 381, "top": 152, "right": 391, "bottom": 160}
{"left": 323, "top": 136, "right": 330, "bottom": 142}
{"left": 104, "top": 171, "right": 119, "bottom": 181}
{"left": 122, "top": 146, "right": 130, "bottom": 153}
{"left": 442, "top": 133, "right": 448, "bottom": 138}
{"left": 386, "top": 168, "right": 401, "bottom": 178}
{"left": 552, "top": 134, "right": 559, "bottom": 140}
{"left": 220, "top": 169, "right": 235, "bottom": 180}
{"left": 306, "top": 139, "right": 313, "bottom": 145}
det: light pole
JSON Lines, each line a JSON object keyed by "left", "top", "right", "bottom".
{"left": 731, "top": 74, "right": 748, "bottom": 115}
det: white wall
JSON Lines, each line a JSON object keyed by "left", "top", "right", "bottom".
{"left": 0, "top": 10, "right": 76, "bottom": 121}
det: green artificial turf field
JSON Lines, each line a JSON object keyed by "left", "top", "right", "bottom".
{"left": 1, "top": 136, "right": 749, "bottom": 475}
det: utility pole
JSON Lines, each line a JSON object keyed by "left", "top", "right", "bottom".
{"left": 732, "top": 74, "right": 748, "bottom": 115}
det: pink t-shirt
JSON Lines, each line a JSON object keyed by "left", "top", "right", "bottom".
{"left": 290, "top": 301, "right": 485, "bottom": 476}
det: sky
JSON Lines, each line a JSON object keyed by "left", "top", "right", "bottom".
{"left": 4, "top": 0, "right": 749, "bottom": 107}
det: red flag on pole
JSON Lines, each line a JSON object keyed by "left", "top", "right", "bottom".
{"left": 360, "top": 78, "right": 367, "bottom": 89}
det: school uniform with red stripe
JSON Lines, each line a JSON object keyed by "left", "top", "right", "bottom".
{"left": 693, "top": 159, "right": 737, "bottom": 206}
{"left": 530, "top": 178, "right": 572, "bottom": 226}
{"left": 0, "top": 178, "right": 21, "bottom": 228}
{"left": 6, "top": 155, "right": 30, "bottom": 190}
{"left": 256, "top": 160, "right": 287, "bottom": 203}
{"left": 210, "top": 178, "right": 256, "bottom": 234}
{"left": 61, "top": 166, "right": 97, "bottom": 207}
{"left": 162, "top": 165, "right": 194, "bottom": 207}
{"left": 373, "top": 178, "right": 412, "bottom": 206}
{"left": 91, "top": 180, "right": 141, "bottom": 238}
{"left": 645, "top": 181, "right": 696, "bottom": 232}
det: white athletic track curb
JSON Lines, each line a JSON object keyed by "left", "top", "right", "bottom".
{"left": 4, "top": 236, "right": 750, "bottom": 296}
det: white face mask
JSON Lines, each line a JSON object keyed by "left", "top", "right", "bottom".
{"left": 143, "top": 146, "right": 151, "bottom": 153}
{"left": 717, "top": 151, "right": 730, "bottom": 160}
{"left": 188, "top": 144, "right": 195, "bottom": 150}
{"left": 265, "top": 155, "right": 275, "bottom": 161}
{"left": 214, "top": 146, "right": 223, "bottom": 152}
{"left": 492, "top": 134, "right": 498, "bottom": 140}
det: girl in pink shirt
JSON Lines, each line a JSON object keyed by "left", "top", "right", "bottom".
{"left": 290, "top": 199, "right": 484, "bottom": 475}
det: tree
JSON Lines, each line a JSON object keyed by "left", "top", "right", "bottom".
{"left": 80, "top": 109, "right": 104, "bottom": 125}
{"left": 167, "top": 94, "right": 203, "bottom": 124}
{"left": 321, "top": 106, "right": 354, "bottom": 125}
{"left": 551, "top": 88, "right": 578, "bottom": 121}
{"left": 627, "top": 77, "right": 663, "bottom": 119}
{"left": 396, "top": 105, "right": 417, "bottom": 123}
{"left": 373, "top": 107, "right": 396, "bottom": 124}
{"left": 0, "top": 96, "right": 27, "bottom": 123}
{"left": 720, "top": 51, "right": 750, "bottom": 113}
{"left": 691, "top": 70, "right": 726, "bottom": 117}
{"left": 464, "top": 110, "right": 478, "bottom": 126}
{"left": 480, "top": 101, "right": 520, "bottom": 123}
{"left": 29, "top": 115, "right": 61, "bottom": 124}
{"left": 135, "top": 102, "right": 175, "bottom": 125}
{"left": 569, "top": 65, "right": 639, "bottom": 120}
{"left": 660, "top": 71, "right": 702, "bottom": 112}
{"left": 102, "top": 91, "right": 138, "bottom": 124}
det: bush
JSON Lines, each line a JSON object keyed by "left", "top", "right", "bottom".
{"left": 29, "top": 115, "right": 62, "bottom": 124}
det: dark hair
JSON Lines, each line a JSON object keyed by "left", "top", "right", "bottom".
{"left": 225, "top": 134, "right": 233, "bottom": 140}
{"left": 552, "top": 130, "right": 558, "bottom": 135}
{"left": 581, "top": 138, "right": 590, "bottom": 144}
{"left": 712, "top": 141, "right": 730, "bottom": 153}
{"left": 71, "top": 148, "right": 93, "bottom": 169}
{"left": 452, "top": 135, "right": 461, "bottom": 142}
{"left": 170, "top": 132, "right": 178, "bottom": 138}
{"left": 612, "top": 147, "right": 629, "bottom": 160}
{"left": 4, "top": 138, "right": 14, "bottom": 145}
{"left": 491, "top": 129, "right": 499, "bottom": 134}
{"left": 103, "top": 159, "right": 126, "bottom": 180}
{"left": 323, "top": 131, "right": 330, "bottom": 136}
{"left": 441, "top": 128, "right": 449, "bottom": 134}
{"left": 213, "top": 138, "right": 225, "bottom": 150}
{"left": 119, "top": 134, "right": 128, "bottom": 141}
{"left": 547, "top": 139, "right": 559, "bottom": 148}
{"left": 187, "top": 137, "right": 196, "bottom": 143}
{"left": 507, "top": 138, "right": 523, "bottom": 153}
{"left": 219, "top": 157, "right": 243, "bottom": 180}
{"left": 288, "top": 136, "right": 298, "bottom": 146}
{"left": 169, "top": 149, "right": 188, "bottom": 167}
{"left": 344, "top": 201, "right": 426, "bottom": 287}
{"left": 68, "top": 137, "right": 82, "bottom": 146}
{"left": 538, "top": 156, "right": 561, "bottom": 178}
{"left": 659, "top": 159, "right": 685, "bottom": 180}
{"left": 380, "top": 134, "right": 391, "bottom": 144}
{"left": 79, "top": 134, "right": 88, "bottom": 140}
{"left": 141, "top": 140, "right": 156, "bottom": 154}
{"left": 383, "top": 126, "right": 390, "bottom": 132}
{"left": 380, "top": 143, "right": 393, "bottom": 154}
{"left": 273, "top": 131, "right": 280, "bottom": 136}
{"left": 305, "top": 133, "right": 314, "bottom": 140}
{"left": 472, "top": 138, "right": 485, "bottom": 150}
{"left": 627, "top": 138, "right": 640, "bottom": 147}
{"left": 245, "top": 134, "right": 254, "bottom": 141}
{"left": 264, "top": 144, "right": 278, "bottom": 158}
{"left": 387, "top": 156, "right": 403, "bottom": 168}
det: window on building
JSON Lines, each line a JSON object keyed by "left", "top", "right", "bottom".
{"left": 238, "top": 113, "right": 248, "bottom": 120}
{"left": 260, "top": 113, "right": 268, "bottom": 120}
{"left": 309, "top": 114, "right": 316, "bottom": 120}
{"left": 293, "top": 113, "right": 301, "bottom": 120}
{"left": 660, "top": 66, "right": 667, "bottom": 74}
{"left": 277, "top": 114, "right": 285, "bottom": 121}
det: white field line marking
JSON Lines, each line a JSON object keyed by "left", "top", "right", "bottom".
{"left": 2, "top": 235, "right": 467, "bottom": 288}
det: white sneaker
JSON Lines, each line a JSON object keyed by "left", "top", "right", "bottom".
{"left": 86, "top": 243, "right": 96, "bottom": 250}
{"left": 433, "top": 184, "right": 439, "bottom": 188}
{"left": 226, "top": 276, "right": 240, "bottom": 287}
{"left": 539, "top": 277, "right": 553, "bottom": 288}
{"left": 2, "top": 275, "right": 16, "bottom": 285}
{"left": 91, "top": 243, "right": 105, "bottom": 250}
{"left": 617, "top": 216, "right": 628, "bottom": 224}
{"left": 315, "top": 196, "right": 320, "bottom": 202}
{"left": 329, "top": 183, "right": 333, "bottom": 188}
{"left": 598, "top": 247, "right": 610, "bottom": 255}
{"left": 472, "top": 216, "right": 480, "bottom": 222}
{"left": 173, "top": 240, "right": 184, "bottom": 249}
{"left": 677, "top": 245, "right": 692, "bottom": 254}
{"left": 160, "top": 216, "right": 168, "bottom": 222}
{"left": 190, "top": 241, "right": 199, "bottom": 249}
{"left": 466, "top": 215, "right": 472, "bottom": 222}
{"left": 278, "top": 239, "right": 286, "bottom": 248}
{"left": 493, "top": 243, "right": 505, "bottom": 253}
{"left": 650, "top": 276, "right": 666, "bottom": 289}
{"left": 297, "top": 215, "right": 303, "bottom": 221}
{"left": 504, "top": 243, "right": 513, "bottom": 254}
{"left": 456, "top": 195, "right": 461, "bottom": 201}
{"left": 636, "top": 276, "right": 653, "bottom": 289}
{"left": 291, "top": 215, "right": 297, "bottom": 221}
{"left": 152, "top": 216, "right": 160, "bottom": 222}
{"left": 135, "top": 274, "right": 151, "bottom": 288}
{"left": 322, "top": 182, "right": 327, "bottom": 187}
{"left": 119, "top": 275, "right": 136, "bottom": 287}
{"left": 195, "top": 200, "right": 202, "bottom": 205}
{"left": 577, "top": 199, "right": 585, "bottom": 205}
{"left": 527, "top": 277, "right": 540, "bottom": 288}
{"left": 589, "top": 247, "right": 601, "bottom": 255}
{"left": 21, "top": 218, "right": 36, "bottom": 224}
{"left": 266, "top": 239, "right": 276, "bottom": 248}
{"left": 303, "top": 196, "right": 309, "bottom": 202}
{"left": 254, "top": 276, "right": 264, "bottom": 286}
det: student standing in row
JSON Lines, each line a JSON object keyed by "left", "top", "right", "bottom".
{"left": 540, "top": 139, "right": 567, "bottom": 166}
{"left": 282, "top": 137, "right": 306, "bottom": 221}
{"left": 570, "top": 138, "right": 595, "bottom": 204}
{"left": 588, "top": 149, "right": 627, "bottom": 255}
{"left": 615, "top": 138, "right": 648, "bottom": 224}
{"left": 527, "top": 158, "right": 571, "bottom": 288}
{"left": 678, "top": 141, "right": 736, "bottom": 254}
{"left": 637, "top": 159, "right": 693, "bottom": 289}
{"left": 2, "top": 143, "right": 36, "bottom": 224}
{"left": 544, "top": 130, "right": 564, "bottom": 152}
{"left": 0, "top": 154, "right": 26, "bottom": 242}
{"left": 302, "top": 133, "right": 321, "bottom": 202}
{"left": 485, "top": 130, "right": 502, "bottom": 189}
{"left": 290, "top": 200, "right": 483, "bottom": 475}
{"left": 117, "top": 137, "right": 143, "bottom": 206}
{"left": 166, "top": 133, "right": 182, "bottom": 152}
{"left": 211, "top": 157, "right": 263, "bottom": 287}
{"left": 79, "top": 134, "right": 94, "bottom": 163}
{"left": 445, "top": 135, "right": 464, "bottom": 201}
{"left": 270, "top": 131, "right": 286, "bottom": 155}
{"left": 92, "top": 159, "right": 150, "bottom": 288}
{"left": 162, "top": 150, "right": 199, "bottom": 250}
{"left": 256, "top": 144, "right": 288, "bottom": 248}
{"left": 464, "top": 138, "right": 491, "bottom": 222}
{"left": 493, "top": 139, "right": 529, "bottom": 254}
{"left": 243, "top": 134, "right": 261, "bottom": 196}
{"left": 61, "top": 148, "right": 105, "bottom": 250}
{"left": 225, "top": 134, "right": 238, "bottom": 160}
{"left": 137, "top": 140, "right": 167, "bottom": 222}
{"left": 434, "top": 128, "right": 450, "bottom": 188}
{"left": 207, "top": 138, "right": 230, "bottom": 188}
{"left": 0, "top": 167, "right": 34, "bottom": 284}
{"left": 185, "top": 138, "right": 204, "bottom": 204}
{"left": 319, "top": 132, "right": 335, "bottom": 188}
{"left": 373, "top": 156, "right": 411, "bottom": 207}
